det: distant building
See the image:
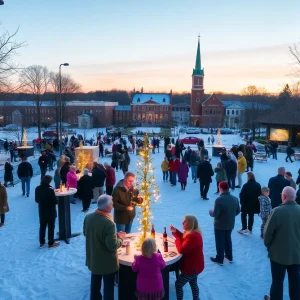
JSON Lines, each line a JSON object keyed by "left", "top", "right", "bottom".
{"left": 114, "top": 105, "right": 131, "bottom": 126}
{"left": 223, "top": 101, "right": 271, "bottom": 128}
{"left": 172, "top": 103, "right": 190, "bottom": 125}
{"left": 190, "top": 38, "right": 224, "bottom": 127}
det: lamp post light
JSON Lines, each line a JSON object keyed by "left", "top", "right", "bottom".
{"left": 59, "top": 63, "right": 69, "bottom": 154}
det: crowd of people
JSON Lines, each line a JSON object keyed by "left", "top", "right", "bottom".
{"left": 1, "top": 132, "right": 300, "bottom": 300}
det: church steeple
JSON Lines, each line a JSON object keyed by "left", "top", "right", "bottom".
{"left": 192, "top": 36, "right": 204, "bottom": 76}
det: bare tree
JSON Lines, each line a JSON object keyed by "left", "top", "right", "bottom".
{"left": 0, "top": 24, "right": 26, "bottom": 95}
{"left": 289, "top": 40, "right": 300, "bottom": 76}
{"left": 19, "top": 65, "right": 50, "bottom": 138}
{"left": 49, "top": 72, "right": 81, "bottom": 134}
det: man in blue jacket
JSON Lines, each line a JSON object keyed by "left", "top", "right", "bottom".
{"left": 268, "top": 167, "right": 290, "bottom": 208}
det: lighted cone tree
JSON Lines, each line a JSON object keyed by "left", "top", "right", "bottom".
{"left": 135, "top": 134, "right": 160, "bottom": 247}
{"left": 76, "top": 140, "right": 88, "bottom": 174}
{"left": 216, "top": 128, "right": 221, "bottom": 146}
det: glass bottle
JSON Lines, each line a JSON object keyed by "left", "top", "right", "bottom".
{"left": 163, "top": 227, "right": 167, "bottom": 242}
{"left": 150, "top": 224, "right": 155, "bottom": 239}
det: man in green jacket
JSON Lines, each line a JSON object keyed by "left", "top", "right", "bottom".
{"left": 84, "top": 194, "right": 126, "bottom": 300}
{"left": 264, "top": 186, "right": 300, "bottom": 300}
{"left": 112, "top": 171, "right": 143, "bottom": 233}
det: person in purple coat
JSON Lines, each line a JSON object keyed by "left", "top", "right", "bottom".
{"left": 178, "top": 159, "right": 189, "bottom": 190}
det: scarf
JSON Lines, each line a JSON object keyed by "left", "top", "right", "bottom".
{"left": 95, "top": 209, "right": 113, "bottom": 221}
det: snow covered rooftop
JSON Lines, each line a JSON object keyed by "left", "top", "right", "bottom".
{"left": 222, "top": 101, "right": 271, "bottom": 110}
{"left": 114, "top": 105, "right": 131, "bottom": 111}
{"left": 132, "top": 93, "right": 171, "bottom": 105}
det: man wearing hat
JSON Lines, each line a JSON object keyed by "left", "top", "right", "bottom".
{"left": 209, "top": 181, "right": 240, "bottom": 265}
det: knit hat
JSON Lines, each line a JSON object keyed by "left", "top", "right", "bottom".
{"left": 219, "top": 181, "right": 229, "bottom": 190}
{"left": 83, "top": 168, "right": 89, "bottom": 175}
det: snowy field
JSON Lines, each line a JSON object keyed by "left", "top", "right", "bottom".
{"left": 1, "top": 132, "right": 299, "bottom": 300}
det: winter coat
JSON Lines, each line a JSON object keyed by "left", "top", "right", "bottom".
{"left": 83, "top": 211, "right": 123, "bottom": 275}
{"left": 112, "top": 179, "right": 141, "bottom": 224}
{"left": 268, "top": 174, "right": 291, "bottom": 208}
{"left": 17, "top": 161, "right": 33, "bottom": 178}
{"left": 161, "top": 160, "right": 169, "bottom": 172}
{"left": 264, "top": 201, "right": 300, "bottom": 265}
{"left": 53, "top": 174, "right": 61, "bottom": 189}
{"left": 105, "top": 166, "right": 116, "bottom": 187}
{"left": 237, "top": 156, "right": 247, "bottom": 173}
{"left": 92, "top": 168, "right": 106, "bottom": 187}
{"left": 132, "top": 253, "right": 165, "bottom": 294}
{"left": 178, "top": 162, "right": 189, "bottom": 183}
{"left": 296, "top": 169, "right": 300, "bottom": 185}
{"left": 183, "top": 149, "right": 192, "bottom": 163}
{"left": 296, "top": 189, "right": 300, "bottom": 205}
{"left": 286, "top": 146, "right": 295, "bottom": 155}
{"left": 121, "top": 158, "right": 129, "bottom": 174}
{"left": 189, "top": 152, "right": 200, "bottom": 166}
{"left": 77, "top": 175, "right": 94, "bottom": 200}
{"left": 210, "top": 191, "right": 240, "bottom": 230}
{"left": 239, "top": 179, "right": 261, "bottom": 214}
{"left": 38, "top": 155, "right": 49, "bottom": 170}
{"left": 35, "top": 182, "right": 57, "bottom": 221}
{"left": 112, "top": 151, "right": 121, "bottom": 167}
{"left": 169, "top": 159, "right": 180, "bottom": 173}
{"left": 165, "top": 149, "right": 172, "bottom": 160}
{"left": 172, "top": 230, "right": 204, "bottom": 275}
{"left": 0, "top": 185, "right": 9, "bottom": 214}
{"left": 60, "top": 162, "right": 71, "bottom": 184}
{"left": 197, "top": 160, "right": 214, "bottom": 183}
{"left": 4, "top": 162, "right": 13, "bottom": 182}
{"left": 245, "top": 146, "right": 253, "bottom": 161}
{"left": 288, "top": 178, "right": 297, "bottom": 190}
{"left": 258, "top": 196, "right": 272, "bottom": 219}
{"left": 225, "top": 160, "right": 237, "bottom": 178}
{"left": 215, "top": 167, "right": 227, "bottom": 183}
{"left": 67, "top": 170, "right": 78, "bottom": 188}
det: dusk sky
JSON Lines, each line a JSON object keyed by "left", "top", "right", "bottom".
{"left": 1, "top": 0, "right": 300, "bottom": 93}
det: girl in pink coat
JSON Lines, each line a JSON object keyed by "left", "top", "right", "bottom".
{"left": 178, "top": 159, "right": 189, "bottom": 190}
{"left": 66, "top": 165, "right": 78, "bottom": 204}
{"left": 132, "top": 238, "right": 166, "bottom": 300}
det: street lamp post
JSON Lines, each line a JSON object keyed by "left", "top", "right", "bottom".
{"left": 59, "top": 63, "right": 69, "bottom": 154}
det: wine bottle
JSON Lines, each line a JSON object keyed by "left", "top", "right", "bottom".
{"left": 163, "top": 227, "right": 167, "bottom": 242}
{"left": 163, "top": 241, "right": 168, "bottom": 252}
{"left": 150, "top": 224, "right": 155, "bottom": 239}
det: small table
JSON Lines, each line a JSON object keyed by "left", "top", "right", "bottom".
{"left": 118, "top": 232, "right": 182, "bottom": 300}
{"left": 54, "top": 188, "right": 81, "bottom": 244}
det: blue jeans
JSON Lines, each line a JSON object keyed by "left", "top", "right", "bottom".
{"left": 116, "top": 223, "right": 132, "bottom": 234}
{"left": 21, "top": 177, "right": 31, "bottom": 196}
{"left": 270, "top": 260, "right": 300, "bottom": 300}
{"left": 40, "top": 168, "right": 47, "bottom": 181}
{"left": 163, "top": 171, "right": 168, "bottom": 181}
{"left": 90, "top": 272, "right": 115, "bottom": 300}
{"left": 190, "top": 166, "right": 197, "bottom": 181}
{"left": 227, "top": 175, "right": 236, "bottom": 189}
{"left": 214, "top": 229, "right": 233, "bottom": 263}
{"left": 170, "top": 172, "right": 177, "bottom": 185}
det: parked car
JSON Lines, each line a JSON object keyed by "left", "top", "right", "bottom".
{"left": 42, "top": 131, "right": 58, "bottom": 138}
{"left": 220, "top": 128, "right": 234, "bottom": 134}
{"left": 179, "top": 136, "right": 201, "bottom": 144}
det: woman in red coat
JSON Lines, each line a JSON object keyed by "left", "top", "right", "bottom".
{"left": 170, "top": 215, "right": 204, "bottom": 300}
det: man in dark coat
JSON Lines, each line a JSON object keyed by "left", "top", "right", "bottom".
{"left": 197, "top": 156, "right": 214, "bottom": 200}
{"left": 4, "top": 158, "right": 14, "bottom": 187}
{"left": 60, "top": 158, "right": 71, "bottom": 184}
{"left": 17, "top": 157, "right": 33, "bottom": 197}
{"left": 77, "top": 169, "right": 94, "bottom": 212}
{"left": 225, "top": 156, "right": 237, "bottom": 190}
{"left": 286, "top": 143, "right": 295, "bottom": 163}
{"left": 164, "top": 136, "right": 171, "bottom": 153}
{"left": 38, "top": 151, "right": 48, "bottom": 181}
{"left": 91, "top": 163, "right": 106, "bottom": 204}
{"left": 238, "top": 172, "right": 261, "bottom": 233}
{"left": 268, "top": 167, "right": 290, "bottom": 208}
{"left": 245, "top": 145, "right": 254, "bottom": 172}
{"left": 35, "top": 175, "right": 59, "bottom": 249}
{"left": 112, "top": 172, "right": 143, "bottom": 233}
{"left": 209, "top": 181, "right": 240, "bottom": 265}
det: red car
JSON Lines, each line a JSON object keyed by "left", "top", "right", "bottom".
{"left": 179, "top": 136, "right": 201, "bottom": 144}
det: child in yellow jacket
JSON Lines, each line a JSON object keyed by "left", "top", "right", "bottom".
{"left": 161, "top": 157, "right": 169, "bottom": 182}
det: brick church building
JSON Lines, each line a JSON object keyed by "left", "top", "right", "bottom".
{"left": 190, "top": 38, "right": 224, "bottom": 127}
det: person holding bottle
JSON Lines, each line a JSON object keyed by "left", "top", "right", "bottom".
{"left": 170, "top": 215, "right": 204, "bottom": 300}
{"left": 132, "top": 238, "right": 166, "bottom": 300}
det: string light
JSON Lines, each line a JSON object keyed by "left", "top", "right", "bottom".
{"left": 135, "top": 133, "right": 160, "bottom": 247}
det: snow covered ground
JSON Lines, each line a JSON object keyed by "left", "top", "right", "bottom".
{"left": 1, "top": 133, "right": 298, "bottom": 300}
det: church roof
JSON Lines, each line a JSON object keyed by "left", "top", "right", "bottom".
{"left": 132, "top": 93, "right": 171, "bottom": 105}
{"left": 192, "top": 37, "right": 204, "bottom": 76}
